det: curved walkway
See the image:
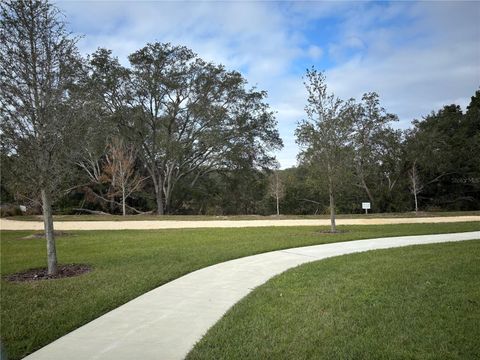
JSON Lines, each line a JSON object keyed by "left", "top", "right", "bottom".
{"left": 24, "top": 231, "right": 480, "bottom": 360}
{"left": 2, "top": 215, "right": 480, "bottom": 230}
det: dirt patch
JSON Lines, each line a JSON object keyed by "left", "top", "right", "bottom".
{"left": 4, "top": 264, "right": 91, "bottom": 282}
{"left": 2, "top": 215, "right": 480, "bottom": 231}
{"left": 20, "top": 231, "right": 73, "bottom": 240}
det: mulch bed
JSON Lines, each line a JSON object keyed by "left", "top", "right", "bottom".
{"left": 4, "top": 264, "right": 91, "bottom": 283}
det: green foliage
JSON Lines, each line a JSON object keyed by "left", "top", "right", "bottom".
{"left": 173, "top": 168, "right": 271, "bottom": 215}
{"left": 87, "top": 43, "right": 282, "bottom": 215}
{"left": 350, "top": 92, "right": 405, "bottom": 212}
{"left": 405, "top": 91, "right": 480, "bottom": 210}
{"left": 296, "top": 68, "right": 355, "bottom": 230}
{"left": 0, "top": 0, "right": 87, "bottom": 198}
{"left": 294, "top": 72, "right": 478, "bottom": 215}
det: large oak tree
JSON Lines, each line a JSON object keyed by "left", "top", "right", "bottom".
{"left": 88, "top": 43, "right": 282, "bottom": 214}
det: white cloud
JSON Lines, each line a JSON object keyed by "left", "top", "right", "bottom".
{"left": 307, "top": 45, "right": 323, "bottom": 60}
{"left": 325, "top": 1, "right": 479, "bottom": 127}
{"left": 57, "top": 0, "right": 480, "bottom": 168}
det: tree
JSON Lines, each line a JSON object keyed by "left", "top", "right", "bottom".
{"left": 89, "top": 43, "right": 282, "bottom": 215}
{"left": 408, "top": 160, "right": 422, "bottom": 214}
{"left": 268, "top": 168, "right": 285, "bottom": 215}
{"left": 76, "top": 138, "right": 151, "bottom": 215}
{"left": 351, "top": 92, "right": 398, "bottom": 211}
{"left": 405, "top": 102, "right": 479, "bottom": 210}
{"left": 101, "top": 138, "right": 148, "bottom": 216}
{"left": 0, "top": 0, "right": 86, "bottom": 274}
{"left": 295, "top": 68, "right": 353, "bottom": 232}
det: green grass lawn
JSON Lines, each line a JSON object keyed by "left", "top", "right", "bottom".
{"left": 187, "top": 240, "right": 480, "bottom": 360}
{"left": 6, "top": 210, "right": 480, "bottom": 221}
{"left": 1, "top": 222, "right": 479, "bottom": 359}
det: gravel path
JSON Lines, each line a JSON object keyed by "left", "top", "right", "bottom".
{"left": 1, "top": 216, "right": 480, "bottom": 231}
{"left": 23, "top": 231, "right": 480, "bottom": 360}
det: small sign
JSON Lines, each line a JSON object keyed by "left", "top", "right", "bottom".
{"left": 362, "top": 202, "right": 371, "bottom": 210}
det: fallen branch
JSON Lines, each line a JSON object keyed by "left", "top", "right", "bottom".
{"left": 89, "top": 192, "right": 150, "bottom": 215}
{"left": 73, "top": 208, "right": 111, "bottom": 215}
{"left": 300, "top": 198, "right": 322, "bottom": 205}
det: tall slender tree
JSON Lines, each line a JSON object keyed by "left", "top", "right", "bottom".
{"left": 0, "top": 0, "right": 86, "bottom": 274}
{"left": 295, "top": 68, "right": 353, "bottom": 232}
{"left": 268, "top": 168, "right": 285, "bottom": 216}
{"left": 408, "top": 160, "right": 422, "bottom": 214}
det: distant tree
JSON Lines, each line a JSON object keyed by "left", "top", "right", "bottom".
{"left": 408, "top": 160, "right": 422, "bottom": 214}
{"left": 461, "top": 90, "right": 480, "bottom": 207}
{"left": 405, "top": 102, "right": 479, "bottom": 210}
{"left": 0, "top": 0, "right": 86, "bottom": 274}
{"left": 295, "top": 68, "right": 353, "bottom": 232}
{"left": 268, "top": 168, "right": 285, "bottom": 215}
{"left": 76, "top": 139, "right": 149, "bottom": 215}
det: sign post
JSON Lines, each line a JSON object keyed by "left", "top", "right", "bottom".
{"left": 362, "top": 202, "right": 371, "bottom": 214}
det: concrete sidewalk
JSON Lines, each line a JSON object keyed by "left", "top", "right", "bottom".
{"left": 24, "top": 231, "right": 480, "bottom": 360}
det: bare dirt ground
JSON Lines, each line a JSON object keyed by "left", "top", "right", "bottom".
{"left": 1, "top": 216, "right": 479, "bottom": 231}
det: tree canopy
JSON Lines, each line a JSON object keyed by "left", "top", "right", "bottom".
{"left": 0, "top": 0, "right": 88, "bottom": 274}
{"left": 86, "top": 44, "right": 282, "bottom": 214}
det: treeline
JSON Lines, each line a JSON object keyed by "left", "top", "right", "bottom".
{"left": 287, "top": 91, "right": 480, "bottom": 215}
{"left": 2, "top": 89, "right": 478, "bottom": 216}
{"left": 294, "top": 68, "right": 480, "bottom": 223}
{"left": 67, "top": 88, "right": 479, "bottom": 216}
{"left": 1, "top": 1, "right": 479, "bottom": 218}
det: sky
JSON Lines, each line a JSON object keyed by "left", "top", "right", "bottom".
{"left": 58, "top": 0, "right": 480, "bottom": 168}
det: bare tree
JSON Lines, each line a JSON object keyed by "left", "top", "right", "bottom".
{"left": 268, "top": 169, "right": 285, "bottom": 216}
{"left": 76, "top": 141, "right": 149, "bottom": 215}
{"left": 409, "top": 160, "right": 422, "bottom": 214}
{"left": 0, "top": 0, "right": 86, "bottom": 274}
{"left": 101, "top": 139, "right": 147, "bottom": 216}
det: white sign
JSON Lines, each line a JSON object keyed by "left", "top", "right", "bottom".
{"left": 362, "top": 202, "right": 371, "bottom": 210}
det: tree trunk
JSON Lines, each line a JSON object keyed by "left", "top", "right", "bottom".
{"left": 276, "top": 194, "right": 280, "bottom": 216}
{"left": 41, "top": 189, "right": 57, "bottom": 275}
{"left": 151, "top": 173, "right": 164, "bottom": 215}
{"left": 361, "top": 177, "right": 374, "bottom": 206}
{"left": 410, "top": 161, "right": 420, "bottom": 215}
{"left": 164, "top": 185, "right": 172, "bottom": 215}
{"left": 329, "top": 186, "right": 336, "bottom": 232}
{"left": 122, "top": 186, "right": 126, "bottom": 216}
{"left": 328, "top": 173, "right": 336, "bottom": 233}
{"left": 358, "top": 167, "right": 374, "bottom": 210}
{"left": 164, "top": 167, "right": 175, "bottom": 215}
{"left": 155, "top": 187, "right": 164, "bottom": 215}
{"left": 414, "top": 190, "right": 418, "bottom": 215}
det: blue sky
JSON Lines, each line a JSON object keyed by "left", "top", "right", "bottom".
{"left": 58, "top": 0, "right": 480, "bottom": 168}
